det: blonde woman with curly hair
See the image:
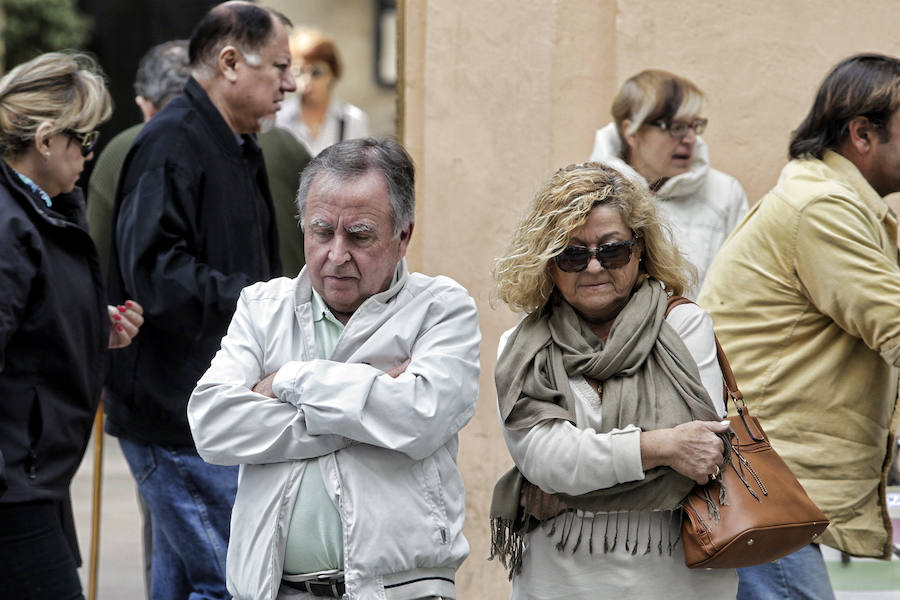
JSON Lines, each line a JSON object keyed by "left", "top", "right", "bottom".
{"left": 489, "top": 163, "right": 736, "bottom": 598}
{"left": 0, "top": 52, "right": 143, "bottom": 600}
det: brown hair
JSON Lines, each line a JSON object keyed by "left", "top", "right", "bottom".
{"left": 291, "top": 28, "right": 342, "bottom": 79}
{"left": 790, "top": 53, "right": 900, "bottom": 159}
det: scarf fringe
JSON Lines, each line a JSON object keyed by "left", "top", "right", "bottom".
{"left": 489, "top": 517, "right": 525, "bottom": 580}
{"left": 491, "top": 509, "right": 686, "bottom": 579}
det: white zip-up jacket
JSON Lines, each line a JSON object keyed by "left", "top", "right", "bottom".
{"left": 188, "top": 261, "right": 481, "bottom": 599}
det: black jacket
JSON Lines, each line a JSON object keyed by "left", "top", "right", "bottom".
{"left": 0, "top": 159, "right": 107, "bottom": 507}
{"left": 105, "top": 78, "right": 281, "bottom": 446}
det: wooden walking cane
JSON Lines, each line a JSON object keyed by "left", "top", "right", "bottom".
{"left": 88, "top": 396, "right": 105, "bottom": 600}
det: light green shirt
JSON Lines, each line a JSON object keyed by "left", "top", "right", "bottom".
{"left": 282, "top": 289, "right": 346, "bottom": 575}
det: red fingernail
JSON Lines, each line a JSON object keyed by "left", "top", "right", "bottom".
{"left": 113, "top": 314, "right": 122, "bottom": 321}
{"left": 116, "top": 324, "right": 124, "bottom": 331}
{"left": 125, "top": 301, "right": 134, "bottom": 308}
{"left": 118, "top": 305, "right": 126, "bottom": 312}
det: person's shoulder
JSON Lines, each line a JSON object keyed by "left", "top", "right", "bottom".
{"left": 258, "top": 127, "right": 311, "bottom": 161}
{"left": 666, "top": 299, "right": 713, "bottom": 337}
{"left": 704, "top": 167, "right": 747, "bottom": 201}
{"left": 0, "top": 179, "right": 30, "bottom": 224}
{"left": 771, "top": 155, "right": 865, "bottom": 214}
{"left": 92, "top": 124, "right": 144, "bottom": 174}
{"left": 241, "top": 276, "right": 296, "bottom": 303}
{"left": 408, "top": 272, "right": 469, "bottom": 293}
{"left": 705, "top": 166, "right": 743, "bottom": 189}
{"left": 0, "top": 178, "right": 42, "bottom": 247}
{"left": 336, "top": 99, "right": 370, "bottom": 129}
{"left": 341, "top": 101, "right": 368, "bottom": 119}
{"left": 106, "top": 123, "right": 144, "bottom": 152}
{"left": 136, "top": 95, "right": 202, "bottom": 146}
{"left": 406, "top": 272, "right": 475, "bottom": 305}
{"left": 125, "top": 102, "right": 206, "bottom": 174}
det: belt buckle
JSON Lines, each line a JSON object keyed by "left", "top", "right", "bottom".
{"left": 308, "top": 573, "right": 345, "bottom": 598}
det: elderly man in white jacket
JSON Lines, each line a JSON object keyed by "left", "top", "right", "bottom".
{"left": 188, "top": 138, "right": 481, "bottom": 600}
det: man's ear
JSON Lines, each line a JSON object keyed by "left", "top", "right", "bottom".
{"left": 397, "top": 222, "right": 414, "bottom": 256}
{"left": 135, "top": 96, "right": 157, "bottom": 122}
{"left": 218, "top": 46, "right": 241, "bottom": 82}
{"left": 847, "top": 116, "right": 875, "bottom": 155}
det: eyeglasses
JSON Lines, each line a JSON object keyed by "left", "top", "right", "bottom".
{"left": 291, "top": 64, "right": 329, "bottom": 79}
{"left": 63, "top": 129, "right": 100, "bottom": 156}
{"left": 554, "top": 238, "right": 640, "bottom": 272}
{"left": 648, "top": 118, "right": 708, "bottom": 138}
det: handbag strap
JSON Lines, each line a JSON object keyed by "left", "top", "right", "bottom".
{"left": 665, "top": 295, "right": 744, "bottom": 404}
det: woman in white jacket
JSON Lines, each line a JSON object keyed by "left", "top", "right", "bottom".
{"left": 589, "top": 69, "right": 748, "bottom": 297}
{"left": 276, "top": 28, "right": 371, "bottom": 156}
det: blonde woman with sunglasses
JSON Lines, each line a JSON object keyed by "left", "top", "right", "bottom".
{"left": 489, "top": 163, "right": 736, "bottom": 599}
{"left": 0, "top": 52, "right": 143, "bottom": 600}
{"left": 589, "top": 69, "right": 748, "bottom": 297}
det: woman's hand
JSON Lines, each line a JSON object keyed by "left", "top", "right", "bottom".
{"left": 640, "top": 419, "right": 730, "bottom": 485}
{"left": 108, "top": 300, "right": 144, "bottom": 349}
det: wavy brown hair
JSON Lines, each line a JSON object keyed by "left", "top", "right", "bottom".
{"left": 494, "top": 162, "right": 695, "bottom": 314}
{"left": 790, "top": 53, "right": 900, "bottom": 159}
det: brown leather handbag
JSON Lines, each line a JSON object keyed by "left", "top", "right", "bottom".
{"left": 668, "top": 298, "right": 831, "bottom": 569}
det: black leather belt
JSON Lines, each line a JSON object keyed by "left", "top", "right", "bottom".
{"left": 282, "top": 577, "right": 346, "bottom": 598}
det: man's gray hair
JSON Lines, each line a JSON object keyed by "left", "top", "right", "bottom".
{"left": 134, "top": 40, "right": 191, "bottom": 110}
{"left": 297, "top": 138, "right": 415, "bottom": 237}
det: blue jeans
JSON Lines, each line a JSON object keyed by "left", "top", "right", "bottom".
{"left": 737, "top": 543, "right": 836, "bottom": 600}
{"left": 119, "top": 438, "right": 238, "bottom": 600}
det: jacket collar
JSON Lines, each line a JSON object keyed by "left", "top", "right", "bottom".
{"left": 0, "top": 158, "right": 87, "bottom": 231}
{"left": 183, "top": 77, "right": 257, "bottom": 158}
{"left": 293, "top": 258, "right": 410, "bottom": 314}
{"left": 590, "top": 122, "right": 711, "bottom": 199}
{"left": 822, "top": 150, "right": 893, "bottom": 223}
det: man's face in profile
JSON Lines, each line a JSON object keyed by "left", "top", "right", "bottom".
{"left": 229, "top": 17, "right": 296, "bottom": 133}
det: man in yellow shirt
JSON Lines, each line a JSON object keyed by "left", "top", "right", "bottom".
{"left": 700, "top": 53, "right": 900, "bottom": 600}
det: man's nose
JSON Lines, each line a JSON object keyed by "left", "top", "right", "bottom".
{"left": 283, "top": 70, "right": 297, "bottom": 93}
{"left": 328, "top": 236, "right": 351, "bottom": 264}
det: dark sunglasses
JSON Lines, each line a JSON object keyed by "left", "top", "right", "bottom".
{"left": 554, "top": 237, "right": 640, "bottom": 272}
{"left": 63, "top": 129, "right": 100, "bottom": 156}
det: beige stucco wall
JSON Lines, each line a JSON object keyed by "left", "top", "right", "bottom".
{"left": 400, "top": 1, "right": 900, "bottom": 597}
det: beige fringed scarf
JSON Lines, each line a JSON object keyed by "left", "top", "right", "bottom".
{"left": 489, "top": 280, "right": 729, "bottom": 577}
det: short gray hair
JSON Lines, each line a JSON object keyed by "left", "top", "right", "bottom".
{"left": 134, "top": 40, "right": 190, "bottom": 109}
{"left": 297, "top": 138, "right": 415, "bottom": 237}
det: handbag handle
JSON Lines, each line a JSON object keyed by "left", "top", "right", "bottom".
{"left": 666, "top": 295, "right": 764, "bottom": 442}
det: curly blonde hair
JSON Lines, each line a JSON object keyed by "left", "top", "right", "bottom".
{"left": 493, "top": 162, "right": 695, "bottom": 314}
{"left": 0, "top": 52, "right": 111, "bottom": 158}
